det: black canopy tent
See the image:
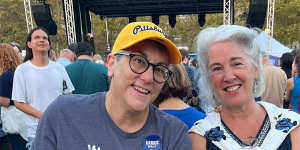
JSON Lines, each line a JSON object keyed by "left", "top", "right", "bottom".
{"left": 64, "top": 0, "right": 223, "bottom": 43}
{"left": 84, "top": 0, "right": 223, "bottom": 17}
{"left": 31, "top": 0, "right": 267, "bottom": 45}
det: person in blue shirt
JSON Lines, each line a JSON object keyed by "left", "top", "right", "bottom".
{"left": 154, "top": 63, "right": 205, "bottom": 129}
{"left": 286, "top": 53, "right": 300, "bottom": 114}
{"left": 56, "top": 48, "right": 75, "bottom": 67}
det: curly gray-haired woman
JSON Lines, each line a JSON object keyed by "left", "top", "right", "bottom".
{"left": 189, "top": 25, "right": 300, "bottom": 150}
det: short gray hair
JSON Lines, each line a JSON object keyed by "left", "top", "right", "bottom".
{"left": 195, "top": 25, "right": 265, "bottom": 107}
{"left": 60, "top": 48, "right": 73, "bottom": 55}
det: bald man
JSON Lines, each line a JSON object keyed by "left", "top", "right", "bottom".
{"left": 57, "top": 49, "right": 75, "bottom": 66}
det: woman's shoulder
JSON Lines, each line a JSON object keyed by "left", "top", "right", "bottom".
{"left": 260, "top": 101, "right": 298, "bottom": 115}
{"left": 0, "top": 70, "right": 14, "bottom": 76}
{"left": 259, "top": 101, "right": 300, "bottom": 131}
{"left": 287, "top": 77, "right": 293, "bottom": 84}
{"left": 0, "top": 70, "right": 14, "bottom": 81}
{"left": 189, "top": 110, "right": 220, "bottom": 135}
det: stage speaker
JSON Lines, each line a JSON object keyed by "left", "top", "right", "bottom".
{"left": 198, "top": 13, "right": 206, "bottom": 27}
{"left": 246, "top": 0, "right": 267, "bottom": 28}
{"left": 169, "top": 14, "right": 176, "bottom": 28}
{"left": 31, "top": 3, "right": 57, "bottom": 35}
{"left": 152, "top": 15, "right": 160, "bottom": 25}
{"left": 129, "top": 16, "right": 136, "bottom": 23}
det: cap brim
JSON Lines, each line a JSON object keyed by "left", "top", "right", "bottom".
{"left": 115, "top": 36, "right": 181, "bottom": 64}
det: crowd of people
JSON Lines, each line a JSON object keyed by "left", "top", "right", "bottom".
{"left": 0, "top": 22, "right": 299, "bottom": 150}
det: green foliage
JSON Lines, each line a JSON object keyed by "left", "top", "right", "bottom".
{"left": 0, "top": 0, "right": 67, "bottom": 55}
{"left": 274, "top": 0, "right": 300, "bottom": 45}
{"left": 0, "top": 0, "right": 27, "bottom": 48}
{"left": 0, "top": 0, "right": 299, "bottom": 56}
{"left": 91, "top": 15, "right": 128, "bottom": 55}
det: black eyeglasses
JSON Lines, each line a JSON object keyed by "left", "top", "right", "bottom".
{"left": 115, "top": 51, "right": 172, "bottom": 83}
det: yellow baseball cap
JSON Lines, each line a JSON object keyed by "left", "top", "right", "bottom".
{"left": 112, "top": 22, "right": 181, "bottom": 64}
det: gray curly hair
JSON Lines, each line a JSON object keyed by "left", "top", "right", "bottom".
{"left": 195, "top": 25, "right": 265, "bottom": 107}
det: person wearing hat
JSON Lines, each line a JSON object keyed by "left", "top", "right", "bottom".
{"left": 31, "top": 22, "right": 192, "bottom": 150}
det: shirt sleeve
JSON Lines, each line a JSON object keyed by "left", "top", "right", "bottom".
{"left": 12, "top": 67, "right": 27, "bottom": 103}
{"left": 189, "top": 120, "right": 205, "bottom": 136}
{"left": 61, "top": 66, "right": 74, "bottom": 94}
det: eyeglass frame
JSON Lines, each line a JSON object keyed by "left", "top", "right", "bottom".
{"left": 114, "top": 51, "right": 172, "bottom": 83}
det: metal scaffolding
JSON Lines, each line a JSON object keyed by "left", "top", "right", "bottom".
{"left": 223, "top": 0, "right": 232, "bottom": 24}
{"left": 266, "top": 0, "right": 275, "bottom": 36}
{"left": 265, "top": 0, "right": 275, "bottom": 53}
{"left": 24, "top": 0, "right": 34, "bottom": 33}
{"left": 63, "top": 0, "right": 76, "bottom": 44}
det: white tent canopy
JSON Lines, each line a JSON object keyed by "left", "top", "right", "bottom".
{"left": 256, "top": 32, "right": 292, "bottom": 57}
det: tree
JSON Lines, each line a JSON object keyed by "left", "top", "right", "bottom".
{"left": 0, "top": 0, "right": 27, "bottom": 48}
{"left": 274, "top": 0, "right": 300, "bottom": 46}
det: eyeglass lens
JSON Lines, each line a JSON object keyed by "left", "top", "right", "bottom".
{"left": 129, "top": 54, "right": 169, "bottom": 83}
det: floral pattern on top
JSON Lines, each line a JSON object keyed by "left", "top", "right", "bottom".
{"left": 275, "top": 114, "right": 298, "bottom": 133}
{"left": 204, "top": 126, "right": 226, "bottom": 142}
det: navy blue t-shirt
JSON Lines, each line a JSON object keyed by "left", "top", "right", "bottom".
{"left": 0, "top": 70, "right": 14, "bottom": 99}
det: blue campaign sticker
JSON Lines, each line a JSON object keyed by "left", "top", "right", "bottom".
{"left": 142, "top": 135, "right": 161, "bottom": 150}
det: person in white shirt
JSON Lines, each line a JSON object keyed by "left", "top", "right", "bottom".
{"left": 12, "top": 27, "right": 74, "bottom": 145}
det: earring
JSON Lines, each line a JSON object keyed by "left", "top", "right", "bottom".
{"left": 253, "top": 79, "right": 257, "bottom": 94}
